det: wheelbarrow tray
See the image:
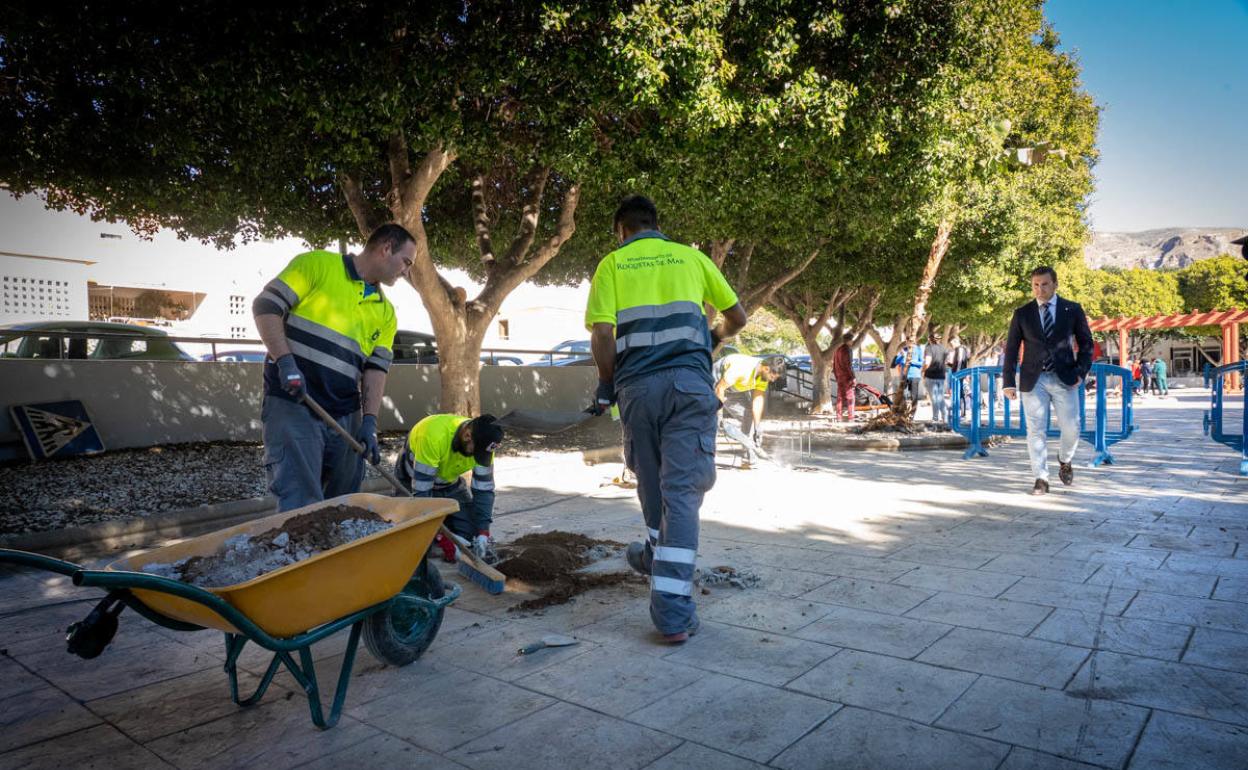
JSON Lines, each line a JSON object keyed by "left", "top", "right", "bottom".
{"left": 110, "top": 493, "right": 457, "bottom": 638}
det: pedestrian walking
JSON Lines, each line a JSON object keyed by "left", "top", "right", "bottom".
{"left": 832, "top": 333, "right": 856, "bottom": 422}
{"left": 585, "top": 195, "right": 747, "bottom": 643}
{"left": 252, "top": 224, "right": 411, "bottom": 511}
{"left": 1002, "top": 265, "right": 1093, "bottom": 495}
{"left": 923, "top": 333, "right": 948, "bottom": 423}
{"left": 1154, "top": 357, "right": 1169, "bottom": 395}
{"left": 904, "top": 338, "right": 924, "bottom": 407}
{"left": 1141, "top": 359, "right": 1154, "bottom": 396}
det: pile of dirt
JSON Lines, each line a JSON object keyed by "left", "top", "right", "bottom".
{"left": 142, "top": 504, "right": 392, "bottom": 587}
{"left": 494, "top": 531, "right": 640, "bottom": 611}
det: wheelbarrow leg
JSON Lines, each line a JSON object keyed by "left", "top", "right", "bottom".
{"left": 280, "top": 621, "right": 365, "bottom": 730}
{"left": 224, "top": 633, "right": 282, "bottom": 707}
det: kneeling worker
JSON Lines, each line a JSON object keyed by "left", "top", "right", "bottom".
{"left": 396, "top": 414, "right": 504, "bottom": 562}
{"left": 714, "top": 353, "right": 786, "bottom": 467}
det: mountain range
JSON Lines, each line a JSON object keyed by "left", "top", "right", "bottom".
{"left": 1084, "top": 228, "right": 1247, "bottom": 270}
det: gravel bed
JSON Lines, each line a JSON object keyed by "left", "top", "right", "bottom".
{"left": 0, "top": 425, "right": 618, "bottom": 537}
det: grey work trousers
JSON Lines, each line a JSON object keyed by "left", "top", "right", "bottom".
{"left": 261, "top": 395, "right": 363, "bottom": 512}
{"left": 394, "top": 453, "right": 480, "bottom": 541}
{"left": 720, "top": 391, "right": 761, "bottom": 464}
{"left": 619, "top": 367, "right": 719, "bottom": 635}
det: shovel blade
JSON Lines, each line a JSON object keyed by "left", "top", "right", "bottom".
{"left": 496, "top": 409, "right": 595, "bottom": 435}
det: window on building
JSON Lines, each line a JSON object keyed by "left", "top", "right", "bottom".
{"left": 497, "top": 319, "right": 510, "bottom": 340}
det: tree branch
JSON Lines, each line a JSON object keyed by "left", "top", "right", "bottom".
{"left": 386, "top": 131, "right": 412, "bottom": 217}
{"left": 339, "top": 174, "right": 381, "bottom": 238}
{"left": 502, "top": 166, "right": 551, "bottom": 266}
{"left": 741, "top": 247, "right": 820, "bottom": 314}
{"left": 476, "top": 181, "right": 580, "bottom": 315}
{"left": 471, "top": 174, "right": 496, "bottom": 267}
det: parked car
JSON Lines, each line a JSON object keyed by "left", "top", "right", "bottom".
{"left": 853, "top": 356, "right": 884, "bottom": 371}
{"left": 481, "top": 354, "right": 524, "bottom": 366}
{"left": 0, "top": 321, "right": 196, "bottom": 361}
{"left": 530, "top": 339, "right": 592, "bottom": 366}
{"left": 200, "top": 349, "right": 267, "bottom": 362}
{"left": 392, "top": 329, "right": 439, "bottom": 364}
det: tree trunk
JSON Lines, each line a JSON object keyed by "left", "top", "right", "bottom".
{"left": 906, "top": 217, "right": 954, "bottom": 340}
{"left": 808, "top": 344, "right": 835, "bottom": 413}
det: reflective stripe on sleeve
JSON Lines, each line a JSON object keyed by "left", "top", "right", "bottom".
{"left": 266, "top": 279, "right": 298, "bottom": 309}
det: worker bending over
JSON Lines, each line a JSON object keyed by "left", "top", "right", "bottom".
{"left": 714, "top": 353, "right": 786, "bottom": 468}
{"left": 396, "top": 414, "right": 505, "bottom": 563}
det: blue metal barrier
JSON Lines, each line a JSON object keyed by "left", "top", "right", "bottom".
{"left": 1203, "top": 361, "right": 1247, "bottom": 476}
{"left": 950, "top": 364, "right": 1135, "bottom": 466}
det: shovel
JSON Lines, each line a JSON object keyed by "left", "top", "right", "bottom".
{"left": 496, "top": 408, "right": 598, "bottom": 435}
{"left": 517, "top": 634, "right": 580, "bottom": 655}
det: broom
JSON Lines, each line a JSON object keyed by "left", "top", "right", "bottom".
{"left": 301, "top": 395, "right": 506, "bottom": 595}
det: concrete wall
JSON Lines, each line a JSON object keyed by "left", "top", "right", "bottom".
{"left": 0, "top": 360, "right": 600, "bottom": 456}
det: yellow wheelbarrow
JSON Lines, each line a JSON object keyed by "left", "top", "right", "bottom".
{"left": 0, "top": 492, "right": 459, "bottom": 729}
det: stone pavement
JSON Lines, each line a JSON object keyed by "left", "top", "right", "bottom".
{"left": 1, "top": 391, "right": 1244, "bottom": 769}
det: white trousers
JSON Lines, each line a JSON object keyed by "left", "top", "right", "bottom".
{"left": 1020, "top": 371, "right": 1080, "bottom": 482}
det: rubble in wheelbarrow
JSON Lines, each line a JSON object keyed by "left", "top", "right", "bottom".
{"left": 140, "top": 504, "right": 392, "bottom": 587}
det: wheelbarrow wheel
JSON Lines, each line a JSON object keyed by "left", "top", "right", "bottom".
{"left": 363, "top": 557, "right": 446, "bottom": 666}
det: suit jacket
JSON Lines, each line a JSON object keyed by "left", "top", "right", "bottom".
{"left": 1002, "top": 296, "right": 1093, "bottom": 392}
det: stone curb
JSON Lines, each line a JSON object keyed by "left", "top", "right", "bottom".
{"left": 1, "top": 477, "right": 392, "bottom": 556}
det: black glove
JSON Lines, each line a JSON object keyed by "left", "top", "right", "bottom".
{"left": 591, "top": 379, "right": 616, "bottom": 415}
{"left": 275, "top": 354, "right": 306, "bottom": 398}
{"left": 356, "top": 414, "right": 379, "bottom": 465}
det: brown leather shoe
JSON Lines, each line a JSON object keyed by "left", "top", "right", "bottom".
{"left": 1059, "top": 462, "right": 1074, "bottom": 486}
{"left": 1030, "top": 479, "right": 1049, "bottom": 496}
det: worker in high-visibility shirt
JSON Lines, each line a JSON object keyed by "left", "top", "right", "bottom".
{"left": 395, "top": 413, "right": 505, "bottom": 563}
{"left": 713, "top": 353, "right": 786, "bottom": 467}
{"left": 586, "top": 195, "right": 748, "bottom": 643}
{"left": 252, "top": 224, "right": 413, "bottom": 511}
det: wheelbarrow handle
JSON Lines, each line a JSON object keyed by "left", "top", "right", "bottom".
{"left": 0, "top": 548, "right": 84, "bottom": 577}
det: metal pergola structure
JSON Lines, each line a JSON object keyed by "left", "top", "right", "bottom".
{"left": 1089, "top": 309, "right": 1247, "bottom": 389}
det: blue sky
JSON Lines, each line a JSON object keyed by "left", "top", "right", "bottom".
{"left": 1044, "top": 0, "right": 1247, "bottom": 232}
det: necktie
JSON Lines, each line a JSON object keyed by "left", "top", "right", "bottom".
{"left": 1041, "top": 302, "right": 1054, "bottom": 371}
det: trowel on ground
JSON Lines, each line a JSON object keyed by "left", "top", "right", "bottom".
{"left": 496, "top": 408, "right": 598, "bottom": 435}
{"left": 517, "top": 634, "right": 580, "bottom": 655}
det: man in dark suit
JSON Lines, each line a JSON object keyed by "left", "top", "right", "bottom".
{"left": 1002, "top": 265, "right": 1093, "bottom": 495}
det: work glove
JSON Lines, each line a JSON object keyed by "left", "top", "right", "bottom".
{"left": 590, "top": 379, "right": 615, "bottom": 415}
{"left": 275, "top": 354, "right": 305, "bottom": 399}
{"left": 433, "top": 533, "right": 458, "bottom": 564}
{"left": 473, "top": 531, "right": 496, "bottom": 563}
{"left": 356, "top": 414, "right": 379, "bottom": 465}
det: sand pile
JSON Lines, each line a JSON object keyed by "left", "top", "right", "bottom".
{"left": 494, "top": 531, "right": 641, "bottom": 611}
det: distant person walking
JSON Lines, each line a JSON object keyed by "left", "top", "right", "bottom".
{"left": 832, "top": 333, "right": 856, "bottom": 422}
{"left": 1141, "top": 359, "right": 1155, "bottom": 396}
{"left": 923, "top": 333, "right": 948, "bottom": 423}
{"left": 948, "top": 336, "right": 970, "bottom": 414}
{"left": 1002, "top": 265, "right": 1093, "bottom": 496}
{"left": 904, "top": 338, "right": 925, "bottom": 407}
{"left": 1153, "top": 357, "right": 1169, "bottom": 395}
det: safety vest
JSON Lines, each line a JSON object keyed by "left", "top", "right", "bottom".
{"left": 714, "top": 354, "right": 768, "bottom": 393}
{"left": 584, "top": 232, "right": 738, "bottom": 386}
{"left": 404, "top": 414, "right": 494, "bottom": 490}
{"left": 258, "top": 251, "right": 397, "bottom": 416}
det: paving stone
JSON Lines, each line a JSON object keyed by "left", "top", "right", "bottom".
{"left": 517, "top": 646, "right": 704, "bottom": 717}
{"left": 0, "top": 685, "right": 101, "bottom": 754}
{"left": 700, "top": 591, "right": 836, "bottom": 634}
{"left": 793, "top": 605, "right": 953, "bottom": 658}
{"left": 576, "top": 609, "right": 702, "bottom": 658}
{"left": 1030, "top": 608, "right": 1191, "bottom": 661}
{"left": 662, "top": 621, "right": 837, "bottom": 686}
{"left": 641, "top": 742, "right": 767, "bottom": 769}
{"left": 1124, "top": 591, "right": 1248, "bottom": 633}
{"left": 888, "top": 544, "right": 1000, "bottom": 570}
{"left": 936, "top": 675, "right": 1148, "bottom": 768}
{"left": 1163, "top": 554, "right": 1248, "bottom": 580}
{"left": 1127, "top": 533, "right": 1236, "bottom": 558}
{"left": 799, "top": 578, "right": 933, "bottom": 615}
{"left": 1182, "top": 627, "right": 1248, "bottom": 673}
{"left": 449, "top": 701, "right": 679, "bottom": 770}
{"left": 0, "top": 724, "right": 171, "bottom": 769}
{"left": 0, "top": 598, "right": 115, "bottom": 655}
{"left": 997, "top": 747, "right": 1103, "bottom": 769}
{"left": 349, "top": 666, "right": 555, "bottom": 754}
{"left": 917, "top": 627, "right": 1088, "bottom": 688}
{"left": 1128, "top": 710, "right": 1248, "bottom": 770}
{"left": 145, "top": 699, "right": 378, "bottom": 770}
{"left": 1056, "top": 545, "right": 1168, "bottom": 569}
{"left": 13, "top": 634, "right": 222, "bottom": 701}
{"left": 296, "top": 732, "right": 462, "bottom": 769}
{"left": 632, "top": 673, "right": 839, "bottom": 763}
{"left": 1000, "top": 577, "right": 1136, "bottom": 615}
{"left": 905, "top": 592, "right": 1053, "bottom": 635}
{"left": 981, "top": 554, "right": 1101, "bottom": 582}
{"left": 891, "top": 563, "right": 1022, "bottom": 598}
{"left": 771, "top": 706, "right": 1008, "bottom": 770}
{"left": 0, "top": 574, "right": 77, "bottom": 615}
{"left": 1068, "top": 650, "right": 1248, "bottom": 726}
{"left": 1086, "top": 565, "right": 1217, "bottom": 598}
{"left": 719, "top": 564, "right": 835, "bottom": 599}
{"left": 424, "top": 621, "right": 597, "bottom": 681}
{"left": 787, "top": 649, "right": 977, "bottom": 723}
{"left": 805, "top": 551, "right": 919, "bottom": 582}
{"left": 0, "top": 656, "right": 45, "bottom": 700}
{"left": 1211, "top": 576, "right": 1248, "bottom": 603}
